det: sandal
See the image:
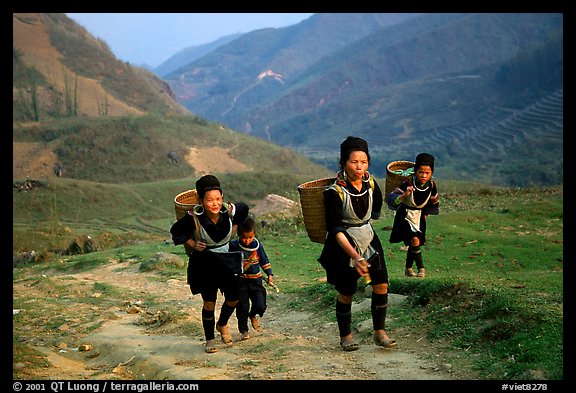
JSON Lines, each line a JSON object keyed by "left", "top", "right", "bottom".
{"left": 405, "top": 268, "right": 417, "bottom": 277}
{"left": 417, "top": 268, "right": 426, "bottom": 278}
{"left": 250, "top": 316, "right": 262, "bottom": 332}
{"left": 340, "top": 336, "right": 360, "bottom": 351}
{"left": 374, "top": 332, "right": 397, "bottom": 349}
{"left": 216, "top": 324, "right": 233, "bottom": 345}
{"left": 205, "top": 339, "right": 218, "bottom": 353}
{"left": 240, "top": 331, "right": 251, "bottom": 341}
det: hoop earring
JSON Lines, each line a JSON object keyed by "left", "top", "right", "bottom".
{"left": 193, "top": 204, "right": 204, "bottom": 215}
{"left": 363, "top": 171, "right": 370, "bottom": 182}
{"left": 220, "top": 203, "right": 229, "bottom": 214}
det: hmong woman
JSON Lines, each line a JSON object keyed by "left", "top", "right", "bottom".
{"left": 170, "top": 175, "right": 249, "bottom": 353}
{"left": 318, "top": 136, "right": 397, "bottom": 351}
{"left": 387, "top": 153, "right": 440, "bottom": 278}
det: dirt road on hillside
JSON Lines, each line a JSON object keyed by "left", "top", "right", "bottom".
{"left": 13, "top": 259, "right": 479, "bottom": 382}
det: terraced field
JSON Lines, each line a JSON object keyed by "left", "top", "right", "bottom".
{"left": 295, "top": 84, "right": 562, "bottom": 187}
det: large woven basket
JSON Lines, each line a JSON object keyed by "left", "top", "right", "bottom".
{"left": 297, "top": 177, "right": 336, "bottom": 244}
{"left": 174, "top": 189, "right": 199, "bottom": 221}
{"left": 385, "top": 161, "right": 415, "bottom": 196}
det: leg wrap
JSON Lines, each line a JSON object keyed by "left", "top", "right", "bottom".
{"left": 336, "top": 299, "right": 352, "bottom": 337}
{"left": 409, "top": 245, "right": 424, "bottom": 270}
{"left": 371, "top": 293, "right": 388, "bottom": 331}
{"left": 202, "top": 308, "right": 215, "bottom": 340}
{"left": 217, "top": 302, "right": 236, "bottom": 327}
{"left": 405, "top": 249, "right": 415, "bottom": 269}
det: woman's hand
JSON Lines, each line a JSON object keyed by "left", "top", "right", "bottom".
{"left": 184, "top": 238, "right": 207, "bottom": 254}
{"left": 194, "top": 239, "right": 207, "bottom": 251}
{"left": 354, "top": 257, "right": 370, "bottom": 277}
{"left": 335, "top": 232, "right": 370, "bottom": 277}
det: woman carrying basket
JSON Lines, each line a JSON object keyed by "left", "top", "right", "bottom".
{"left": 318, "top": 136, "right": 396, "bottom": 351}
{"left": 170, "top": 175, "right": 249, "bottom": 353}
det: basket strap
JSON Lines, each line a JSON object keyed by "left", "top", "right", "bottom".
{"left": 191, "top": 213, "right": 201, "bottom": 241}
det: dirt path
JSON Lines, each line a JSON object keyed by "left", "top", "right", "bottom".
{"left": 14, "top": 259, "right": 477, "bottom": 381}
{"left": 13, "top": 143, "right": 250, "bottom": 181}
{"left": 184, "top": 146, "right": 250, "bottom": 176}
{"left": 13, "top": 141, "right": 58, "bottom": 179}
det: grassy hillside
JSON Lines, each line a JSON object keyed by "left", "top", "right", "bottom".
{"left": 13, "top": 114, "right": 331, "bottom": 184}
{"left": 12, "top": 161, "right": 329, "bottom": 255}
{"left": 12, "top": 179, "right": 563, "bottom": 380}
{"left": 13, "top": 13, "right": 188, "bottom": 121}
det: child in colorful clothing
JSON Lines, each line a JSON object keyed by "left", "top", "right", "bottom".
{"left": 229, "top": 216, "right": 274, "bottom": 340}
{"left": 170, "top": 175, "right": 249, "bottom": 353}
{"left": 386, "top": 153, "right": 439, "bottom": 278}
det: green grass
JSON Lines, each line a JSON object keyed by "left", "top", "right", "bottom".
{"left": 264, "top": 232, "right": 563, "bottom": 380}
{"left": 11, "top": 166, "right": 324, "bottom": 255}
{"left": 13, "top": 173, "right": 563, "bottom": 380}
{"left": 253, "top": 183, "right": 563, "bottom": 380}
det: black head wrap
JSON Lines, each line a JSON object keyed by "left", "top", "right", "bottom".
{"left": 415, "top": 153, "right": 435, "bottom": 172}
{"left": 339, "top": 136, "right": 370, "bottom": 168}
{"left": 196, "top": 175, "right": 222, "bottom": 200}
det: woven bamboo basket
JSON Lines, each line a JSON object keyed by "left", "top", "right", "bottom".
{"left": 385, "top": 160, "right": 415, "bottom": 196}
{"left": 297, "top": 177, "right": 336, "bottom": 244}
{"left": 174, "top": 189, "right": 199, "bottom": 221}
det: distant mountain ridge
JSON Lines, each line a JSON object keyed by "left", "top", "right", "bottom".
{"left": 164, "top": 12, "right": 563, "bottom": 186}
{"left": 165, "top": 13, "right": 420, "bottom": 117}
{"left": 154, "top": 33, "right": 244, "bottom": 77}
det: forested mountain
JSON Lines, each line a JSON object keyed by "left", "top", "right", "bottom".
{"left": 165, "top": 13, "right": 420, "bottom": 120}
{"left": 165, "top": 13, "right": 563, "bottom": 186}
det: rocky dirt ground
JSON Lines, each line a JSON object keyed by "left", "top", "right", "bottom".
{"left": 13, "top": 258, "right": 479, "bottom": 381}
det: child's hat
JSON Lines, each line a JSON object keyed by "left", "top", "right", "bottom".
{"left": 415, "top": 153, "right": 435, "bottom": 172}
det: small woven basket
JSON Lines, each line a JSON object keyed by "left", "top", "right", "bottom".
{"left": 297, "top": 177, "right": 336, "bottom": 244}
{"left": 174, "top": 189, "right": 199, "bottom": 221}
{"left": 385, "top": 161, "right": 415, "bottom": 196}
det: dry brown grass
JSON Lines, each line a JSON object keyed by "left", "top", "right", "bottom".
{"left": 13, "top": 13, "right": 145, "bottom": 117}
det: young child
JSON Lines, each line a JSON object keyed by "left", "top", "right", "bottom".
{"left": 387, "top": 153, "right": 440, "bottom": 278}
{"left": 229, "top": 216, "right": 274, "bottom": 340}
{"left": 170, "top": 175, "right": 249, "bottom": 353}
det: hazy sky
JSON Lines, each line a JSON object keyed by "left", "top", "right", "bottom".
{"left": 66, "top": 13, "right": 314, "bottom": 68}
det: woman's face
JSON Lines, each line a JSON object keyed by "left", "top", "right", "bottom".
{"left": 344, "top": 150, "right": 369, "bottom": 182}
{"left": 202, "top": 189, "right": 223, "bottom": 216}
